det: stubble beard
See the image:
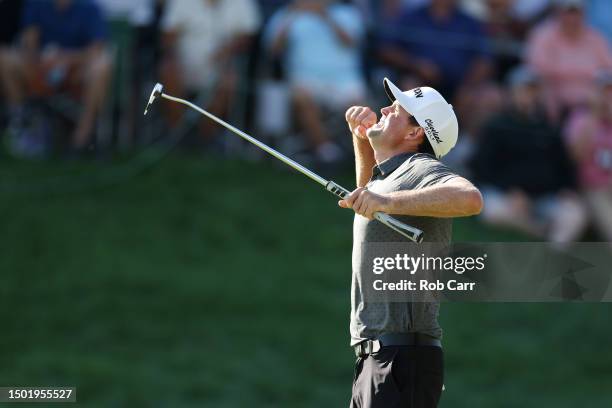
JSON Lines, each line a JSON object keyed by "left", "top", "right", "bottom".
{"left": 366, "top": 126, "right": 389, "bottom": 152}
{"left": 366, "top": 126, "right": 384, "bottom": 141}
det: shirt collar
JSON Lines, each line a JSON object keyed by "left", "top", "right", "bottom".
{"left": 371, "top": 152, "right": 416, "bottom": 180}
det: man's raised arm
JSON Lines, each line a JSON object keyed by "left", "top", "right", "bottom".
{"left": 345, "top": 106, "right": 377, "bottom": 187}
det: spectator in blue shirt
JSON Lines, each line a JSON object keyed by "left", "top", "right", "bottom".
{"left": 378, "top": 0, "right": 493, "bottom": 99}
{"left": 375, "top": 0, "right": 499, "bottom": 144}
{"left": 0, "top": 0, "right": 112, "bottom": 151}
{"left": 264, "top": 0, "right": 367, "bottom": 164}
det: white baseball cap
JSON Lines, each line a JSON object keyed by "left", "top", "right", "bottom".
{"left": 383, "top": 78, "right": 459, "bottom": 159}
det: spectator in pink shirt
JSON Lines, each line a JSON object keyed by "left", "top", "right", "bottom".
{"left": 565, "top": 72, "right": 612, "bottom": 241}
{"left": 526, "top": 0, "right": 612, "bottom": 121}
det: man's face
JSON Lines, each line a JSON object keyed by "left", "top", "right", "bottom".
{"left": 367, "top": 101, "right": 418, "bottom": 148}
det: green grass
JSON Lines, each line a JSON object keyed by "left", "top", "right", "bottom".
{"left": 0, "top": 155, "right": 610, "bottom": 407}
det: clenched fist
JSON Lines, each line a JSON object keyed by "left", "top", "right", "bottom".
{"left": 345, "top": 106, "right": 377, "bottom": 140}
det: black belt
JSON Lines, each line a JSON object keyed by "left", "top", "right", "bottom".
{"left": 354, "top": 333, "right": 442, "bottom": 357}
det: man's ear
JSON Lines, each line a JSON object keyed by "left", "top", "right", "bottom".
{"left": 404, "top": 127, "right": 425, "bottom": 143}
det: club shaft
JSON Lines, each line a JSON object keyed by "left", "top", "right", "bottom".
{"left": 160, "top": 93, "right": 328, "bottom": 187}
{"left": 158, "top": 92, "right": 424, "bottom": 243}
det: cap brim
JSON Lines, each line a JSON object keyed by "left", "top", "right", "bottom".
{"left": 384, "top": 77, "right": 401, "bottom": 104}
{"left": 384, "top": 77, "right": 431, "bottom": 128}
{"left": 383, "top": 78, "right": 421, "bottom": 117}
{"left": 383, "top": 78, "right": 396, "bottom": 102}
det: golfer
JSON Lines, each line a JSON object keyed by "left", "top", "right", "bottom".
{"left": 340, "top": 78, "right": 483, "bottom": 407}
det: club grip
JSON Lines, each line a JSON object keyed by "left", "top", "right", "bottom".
{"left": 325, "top": 181, "right": 424, "bottom": 243}
{"left": 373, "top": 212, "right": 424, "bottom": 243}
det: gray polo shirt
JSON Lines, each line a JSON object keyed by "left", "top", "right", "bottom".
{"left": 350, "top": 152, "right": 459, "bottom": 346}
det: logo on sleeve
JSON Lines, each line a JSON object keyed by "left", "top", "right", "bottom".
{"left": 424, "top": 119, "right": 442, "bottom": 144}
{"left": 414, "top": 88, "right": 424, "bottom": 98}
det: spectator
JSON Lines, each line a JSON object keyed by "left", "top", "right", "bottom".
{"left": 378, "top": 0, "right": 493, "bottom": 100}
{"left": 565, "top": 72, "right": 612, "bottom": 241}
{"left": 478, "top": 0, "right": 531, "bottom": 81}
{"left": 159, "top": 0, "right": 261, "bottom": 141}
{"left": 377, "top": 0, "right": 498, "bottom": 142}
{"left": 96, "top": 0, "right": 160, "bottom": 147}
{"left": 470, "top": 66, "right": 587, "bottom": 243}
{"left": 0, "top": 0, "right": 112, "bottom": 151}
{"left": 526, "top": 0, "right": 612, "bottom": 122}
{"left": 264, "top": 0, "right": 366, "bottom": 164}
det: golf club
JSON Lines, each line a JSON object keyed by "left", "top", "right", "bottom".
{"left": 144, "top": 83, "right": 424, "bottom": 243}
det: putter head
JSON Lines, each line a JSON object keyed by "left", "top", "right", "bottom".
{"left": 144, "top": 83, "right": 164, "bottom": 115}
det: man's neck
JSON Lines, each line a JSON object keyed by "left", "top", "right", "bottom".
{"left": 374, "top": 148, "right": 415, "bottom": 165}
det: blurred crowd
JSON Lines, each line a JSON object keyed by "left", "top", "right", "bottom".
{"left": 1, "top": 0, "right": 612, "bottom": 242}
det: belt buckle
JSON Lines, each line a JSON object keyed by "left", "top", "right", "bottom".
{"left": 357, "top": 340, "right": 381, "bottom": 357}
{"left": 355, "top": 343, "right": 363, "bottom": 357}
{"left": 361, "top": 342, "right": 369, "bottom": 357}
{"left": 355, "top": 342, "right": 369, "bottom": 358}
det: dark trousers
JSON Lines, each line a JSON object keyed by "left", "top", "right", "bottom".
{"left": 350, "top": 346, "right": 444, "bottom": 408}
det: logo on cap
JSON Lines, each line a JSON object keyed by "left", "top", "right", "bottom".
{"left": 424, "top": 119, "right": 442, "bottom": 144}
{"left": 414, "top": 88, "right": 424, "bottom": 98}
